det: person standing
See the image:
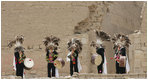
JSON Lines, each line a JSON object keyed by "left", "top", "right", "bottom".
{"left": 90, "top": 30, "right": 110, "bottom": 74}
{"left": 43, "top": 35, "right": 60, "bottom": 78}
{"left": 14, "top": 47, "right": 26, "bottom": 78}
{"left": 112, "top": 34, "right": 131, "bottom": 74}
{"left": 8, "top": 35, "right": 26, "bottom": 78}
{"left": 96, "top": 45, "right": 105, "bottom": 73}
{"left": 46, "top": 48, "right": 58, "bottom": 77}
{"left": 67, "top": 38, "right": 82, "bottom": 76}
{"left": 68, "top": 48, "right": 79, "bottom": 76}
{"left": 114, "top": 46, "right": 126, "bottom": 74}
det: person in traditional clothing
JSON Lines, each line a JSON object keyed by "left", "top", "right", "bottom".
{"left": 43, "top": 35, "right": 60, "bottom": 78}
{"left": 46, "top": 47, "right": 58, "bottom": 77}
{"left": 112, "top": 34, "right": 131, "bottom": 74}
{"left": 68, "top": 48, "right": 79, "bottom": 76}
{"left": 96, "top": 45, "right": 105, "bottom": 73}
{"left": 14, "top": 47, "right": 26, "bottom": 78}
{"left": 67, "top": 38, "right": 82, "bottom": 76}
{"left": 90, "top": 30, "right": 110, "bottom": 74}
{"left": 8, "top": 35, "right": 26, "bottom": 78}
{"left": 114, "top": 46, "right": 126, "bottom": 74}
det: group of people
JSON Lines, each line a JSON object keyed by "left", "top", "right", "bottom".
{"left": 90, "top": 30, "right": 130, "bottom": 74}
{"left": 8, "top": 30, "right": 131, "bottom": 78}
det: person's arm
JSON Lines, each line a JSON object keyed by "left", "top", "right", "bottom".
{"left": 22, "top": 51, "right": 26, "bottom": 59}
{"left": 53, "top": 51, "right": 58, "bottom": 61}
{"left": 100, "top": 48, "right": 104, "bottom": 65}
{"left": 14, "top": 52, "right": 19, "bottom": 64}
{"left": 114, "top": 47, "right": 119, "bottom": 59}
{"left": 73, "top": 50, "right": 78, "bottom": 58}
{"left": 46, "top": 51, "right": 49, "bottom": 62}
{"left": 121, "top": 48, "right": 126, "bottom": 56}
{"left": 96, "top": 48, "right": 101, "bottom": 54}
{"left": 67, "top": 54, "right": 72, "bottom": 59}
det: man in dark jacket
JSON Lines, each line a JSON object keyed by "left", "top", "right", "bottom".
{"left": 46, "top": 48, "right": 58, "bottom": 77}
{"left": 96, "top": 46, "right": 105, "bottom": 73}
{"left": 68, "top": 48, "right": 79, "bottom": 76}
{"left": 114, "top": 46, "right": 126, "bottom": 74}
{"left": 14, "top": 47, "right": 26, "bottom": 78}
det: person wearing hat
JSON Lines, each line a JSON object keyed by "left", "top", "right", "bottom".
{"left": 8, "top": 35, "right": 26, "bottom": 78}
{"left": 90, "top": 30, "right": 110, "bottom": 74}
{"left": 112, "top": 34, "right": 131, "bottom": 74}
{"left": 43, "top": 35, "right": 60, "bottom": 78}
{"left": 67, "top": 38, "right": 82, "bottom": 76}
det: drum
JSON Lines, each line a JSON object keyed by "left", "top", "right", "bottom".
{"left": 119, "top": 56, "right": 126, "bottom": 67}
{"left": 24, "top": 58, "right": 34, "bottom": 70}
{"left": 54, "top": 58, "right": 65, "bottom": 69}
{"left": 91, "top": 54, "right": 102, "bottom": 66}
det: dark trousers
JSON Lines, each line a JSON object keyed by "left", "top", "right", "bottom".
{"left": 116, "top": 61, "right": 126, "bottom": 74}
{"left": 48, "top": 63, "right": 56, "bottom": 77}
{"left": 97, "top": 64, "right": 103, "bottom": 73}
{"left": 16, "top": 63, "right": 24, "bottom": 78}
{"left": 70, "top": 60, "right": 78, "bottom": 76}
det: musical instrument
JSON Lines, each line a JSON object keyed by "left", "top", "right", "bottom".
{"left": 111, "top": 55, "right": 126, "bottom": 67}
{"left": 91, "top": 54, "right": 102, "bottom": 66}
{"left": 54, "top": 58, "right": 65, "bottom": 69}
{"left": 24, "top": 58, "right": 34, "bottom": 70}
{"left": 119, "top": 56, "right": 126, "bottom": 67}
